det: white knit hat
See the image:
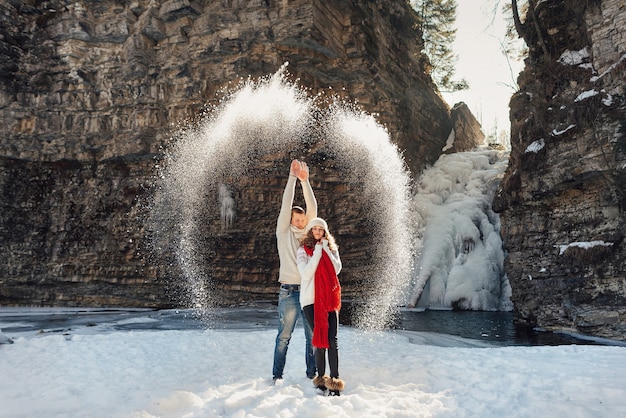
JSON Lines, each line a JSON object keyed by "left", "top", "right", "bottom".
{"left": 305, "top": 217, "right": 328, "bottom": 233}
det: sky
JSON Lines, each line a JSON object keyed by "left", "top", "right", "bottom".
{"left": 1, "top": 308, "right": 626, "bottom": 418}
{"left": 442, "top": 0, "right": 525, "bottom": 142}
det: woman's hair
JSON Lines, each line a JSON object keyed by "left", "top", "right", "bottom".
{"left": 301, "top": 228, "right": 338, "bottom": 251}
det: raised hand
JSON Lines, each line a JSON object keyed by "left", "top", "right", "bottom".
{"left": 290, "top": 159, "right": 301, "bottom": 177}
{"left": 297, "top": 161, "right": 309, "bottom": 182}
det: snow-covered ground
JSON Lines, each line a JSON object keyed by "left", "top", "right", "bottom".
{"left": 1, "top": 308, "right": 625, "bottom": 418}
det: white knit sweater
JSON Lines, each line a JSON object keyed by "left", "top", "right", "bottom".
{"left": 297, "top": 242, "right": 342, "bottom": 307}
{"left": 276, "top": 175, "right": 317, "bottom": 284}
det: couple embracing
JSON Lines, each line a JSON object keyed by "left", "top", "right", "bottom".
{"left": 272, "top": 159, "right": 345, "bottom": 396}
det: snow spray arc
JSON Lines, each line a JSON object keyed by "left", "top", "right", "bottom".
{"left": 149, "top": 65, "right": 415, "bottom": 329}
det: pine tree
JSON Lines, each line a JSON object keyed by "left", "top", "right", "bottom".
{"left": 410, "top": 0, "right": 468, "bottom": 92}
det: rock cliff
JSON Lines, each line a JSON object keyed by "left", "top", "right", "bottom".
{"left": 494, "top": 0, "right": 626, "bottom": 341}
{"left": 445, "top": 102, "right": 485, "bottom": 154}
{"left": 0, "top": 0, "right": 468, "bottom": 307}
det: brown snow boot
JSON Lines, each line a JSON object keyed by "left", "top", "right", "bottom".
{"left": 325, "top": 376, "right": 345, "bottom": 396}
{"left": 313, "top": 375, "right": 328, "bottom": 392}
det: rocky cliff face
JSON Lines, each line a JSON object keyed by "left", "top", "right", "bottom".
{"left": 494, "top": 0, "right": 626, "bottom": 341}
{"left": 445, "top": 102, "right": 485, "bottom": 154}
{"left": 0, "top": 0, "right": 466, "bottom": 307}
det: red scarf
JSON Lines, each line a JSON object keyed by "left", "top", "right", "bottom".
{"left": 305, "top": 245, "right": 341, "bottom": 348}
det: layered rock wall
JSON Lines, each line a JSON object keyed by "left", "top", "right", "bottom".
{"left": 494, "top": 0, "right": 626, "bottom": 340}
{"left": 444, "top": 102, "right": 485, "bottom": 153}
{"left": 0, "top": 0, "right": 454, "bottom": 307}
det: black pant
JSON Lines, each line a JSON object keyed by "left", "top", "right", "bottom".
{"left": 303, "top": 304, "right": 339, "bottom": 379}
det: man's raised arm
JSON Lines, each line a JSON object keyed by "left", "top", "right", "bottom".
{"left": 297, "top": 162, "right": 317, "bottom": 221}
{"left": 276, "top": 160, "right": 301, "bottom": 234}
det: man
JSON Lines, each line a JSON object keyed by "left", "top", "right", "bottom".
{"left": 272, "top": 159, "right": 317, "bottom": 382}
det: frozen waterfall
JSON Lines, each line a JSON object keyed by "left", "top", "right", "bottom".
{"left": 407, "top": 147, "right": 513, "bottom": 311}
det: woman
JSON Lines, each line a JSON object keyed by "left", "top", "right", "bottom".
{"left": 297, "top": 217, "right": 344, "bottom": 396}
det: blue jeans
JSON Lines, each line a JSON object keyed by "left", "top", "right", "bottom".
{"left": 272, "top": 285, "right": 316, "bottom": 379}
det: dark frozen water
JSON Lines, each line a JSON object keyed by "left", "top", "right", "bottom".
{"left": 0, "top": 303, "right": 610, "bottom": 346}
{"left": 391, "top": 309, "right": 604, "bottom": 346}
{"left": 0, "top": 306, "right": 277, "bottom": 335}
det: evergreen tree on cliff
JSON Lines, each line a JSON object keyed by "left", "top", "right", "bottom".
{"left": 410, "top": 0, "right": 468, "bottom": 92}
